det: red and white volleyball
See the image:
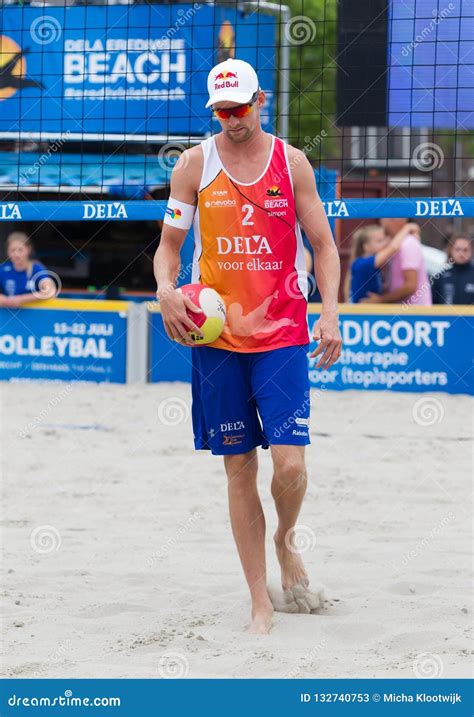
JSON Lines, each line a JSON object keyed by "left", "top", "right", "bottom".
{"left": 177, "top": 283, "right": 226, "bottom": 345}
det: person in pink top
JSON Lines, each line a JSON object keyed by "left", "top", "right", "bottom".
{"left": 361, "top": 218, "right": 432, "bottom": 306}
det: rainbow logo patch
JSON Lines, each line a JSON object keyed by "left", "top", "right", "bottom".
{"left": 166, "top": 207, "right": 183, "bottom": 220}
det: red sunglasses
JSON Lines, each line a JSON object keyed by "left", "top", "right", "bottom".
{"left": 212, "top": 91, "right": 259, "bottom": 120}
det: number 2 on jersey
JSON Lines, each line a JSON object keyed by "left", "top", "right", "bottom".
{"left": 242, "top": 204, "right": 254, "bottom": 226}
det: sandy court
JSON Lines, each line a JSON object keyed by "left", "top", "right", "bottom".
{"left": 1, "top": 380, "right": 472, "bottom": 679}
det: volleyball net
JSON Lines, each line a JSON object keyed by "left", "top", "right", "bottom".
{"left": 0, "top": 0, "right": 473, "bottom": 291}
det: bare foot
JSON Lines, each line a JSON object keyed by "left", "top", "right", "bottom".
{"left": 247, "top": 601, "right": 274, "bottom": 635}
{"left": 274, "top": 530, "right": 308, "bottom": 590}
{"left": 271, "top": 531, "right": 325, "bottom": 614}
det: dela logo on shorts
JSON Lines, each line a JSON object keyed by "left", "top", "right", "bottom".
{"left": 220, "top": 420, "right": 245, "bottom": 446}
{"left": 220, "top": 421, "right": 245, "bottom": 431}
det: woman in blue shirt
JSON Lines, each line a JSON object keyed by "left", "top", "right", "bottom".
{"left": 0, "top": 232, "right": 57, "bottom": 308}
{"left": 347, "top": 223, "right": 419, "bottom": 303}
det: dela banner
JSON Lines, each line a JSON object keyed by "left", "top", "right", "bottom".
{"left": 308, "top": 307, "right": 473, "bottom": 396}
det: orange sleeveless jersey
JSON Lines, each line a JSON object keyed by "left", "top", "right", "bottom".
{"left": 192, "top": 134, "right": 310, "bottom": 352}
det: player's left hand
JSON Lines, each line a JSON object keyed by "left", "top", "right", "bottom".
{"left": 310, "top": 311, "right": 342, "bottom": 368}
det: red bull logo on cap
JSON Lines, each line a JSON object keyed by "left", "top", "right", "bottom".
{"left": 215, "top": 70, "right": 238, "bottom": 79}
{"left": 214, "top": 69, "right": 239, "bottom": 90}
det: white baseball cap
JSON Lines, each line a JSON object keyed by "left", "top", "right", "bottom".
{"left": 205, "top": 58, "right": 259, "bottom": 109}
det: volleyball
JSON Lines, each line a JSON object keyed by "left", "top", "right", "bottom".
{"left": 177, "top": 283, "right": 226, "bottom": 345}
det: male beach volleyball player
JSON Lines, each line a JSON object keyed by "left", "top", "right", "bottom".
{"left": 154, "top": 59, "right": 342, "bottom": 634}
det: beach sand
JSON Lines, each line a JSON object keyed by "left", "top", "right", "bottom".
{"left": 1, "top": 381, "right": 472, "bottom": 679}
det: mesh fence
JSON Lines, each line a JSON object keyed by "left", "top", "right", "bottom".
{"left": 0, "top": 0, "right": 472, "bottom": 291}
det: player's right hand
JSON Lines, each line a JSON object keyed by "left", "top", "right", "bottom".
{"left": 157, "top": 286, "right": 204, "bottom": 345}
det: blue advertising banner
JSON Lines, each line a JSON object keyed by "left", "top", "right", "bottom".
{"left": 308, "top": 308, "right": 473, "bottom": 396}
{"left": 0, "top": 678, "right": 472, "bottom": 716}
{"left": 1, "top": 197, "right": 473, "bottom": 223}
{"left": 0, "top": 301, "right": 128, "bottom": 383}
{"left": 149, "top": 306, "right": 192, "bottom": 383}
{"left": 149, "top": 306, "right": 474, "bottom": 396}
{"left": 0, "top": 5, "right": 276, "bottom": 139}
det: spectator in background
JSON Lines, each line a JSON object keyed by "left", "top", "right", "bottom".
{"left": 347, "top": 223, "right": 419, "bottom": 303}
{"left": 361, "top": 218, "right": 432, "bottom": 305}
{"left": 0, "top": 231, "right": 57, "bottom": 308}
{"left": 432, "top": 236, "right": 474, "bottom": 305}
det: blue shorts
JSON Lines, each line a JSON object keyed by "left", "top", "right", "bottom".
{"left": 191, "top": 344, "right": 311, "bottom": 455}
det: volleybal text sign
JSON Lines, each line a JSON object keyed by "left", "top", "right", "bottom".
{"left": 0, "top": 307, "right": 127, "bottom": 383}
{"left": 0, "top": 6, "right": 276, "bottom": 138}
{"left": 308, "top": 312, "right": 473, "bottom": 396}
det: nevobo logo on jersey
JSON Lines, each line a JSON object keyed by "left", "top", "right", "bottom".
{"left": 204, "top": 199, "right": 237, "bottom": 208}
{"left": 0, "top": 203, "right": 21, "bottom": 220}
